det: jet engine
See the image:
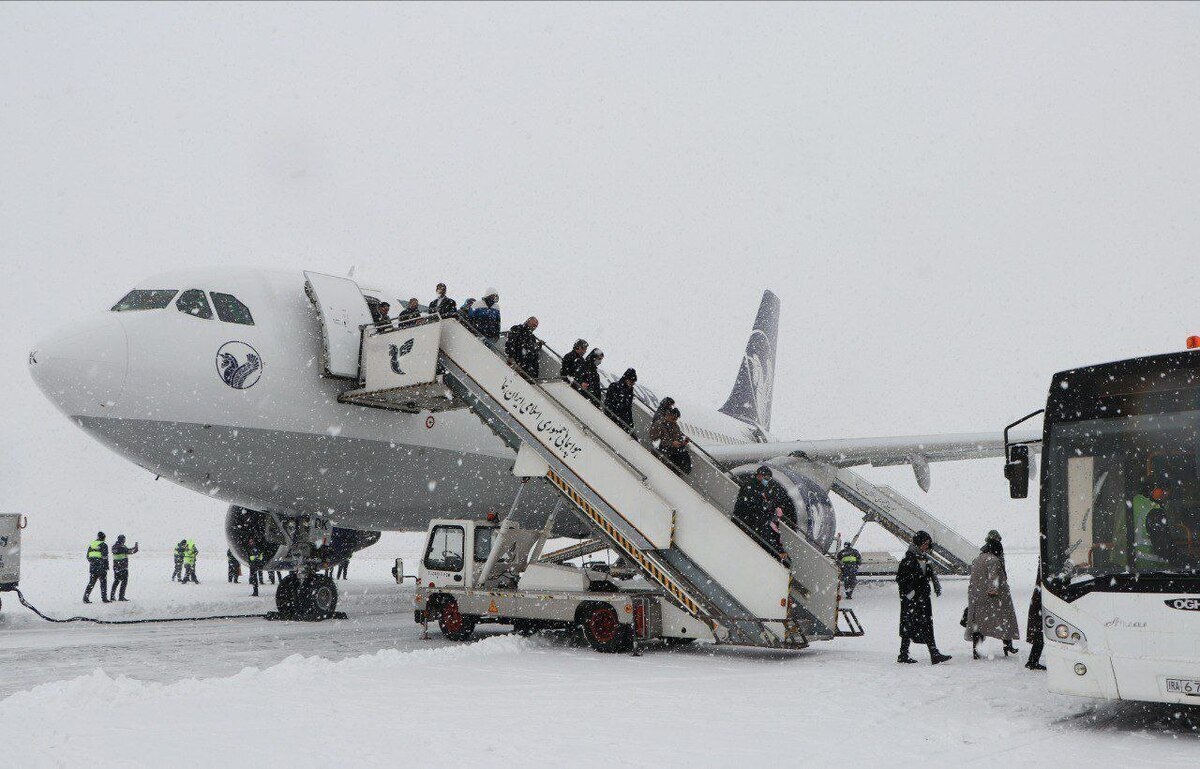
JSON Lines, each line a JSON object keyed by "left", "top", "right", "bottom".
{"left": 225, "top": 506, "right": 381, "bottom": 566}
{"left": 730, "top": 461, "right": 837, "bottom": 553}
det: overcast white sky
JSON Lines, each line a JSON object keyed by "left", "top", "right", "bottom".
{"left": 3, "top": 2, "right": 1199, "bottom": 554}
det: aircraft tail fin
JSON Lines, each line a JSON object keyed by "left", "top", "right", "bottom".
{"left": 719, "top": 290, "right": 780, "bottom": 431}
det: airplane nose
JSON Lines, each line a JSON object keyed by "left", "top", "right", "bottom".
{"left": 28, "top": 314, "right": 129, "bottom": 417}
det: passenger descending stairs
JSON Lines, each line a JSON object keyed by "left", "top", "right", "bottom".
{"left": 341, "top": 317, "right": 840, "bottom": 648}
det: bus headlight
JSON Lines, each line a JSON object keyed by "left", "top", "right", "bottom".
{"left": 1044, "top": 612, "right": 1086, "bottom": 645}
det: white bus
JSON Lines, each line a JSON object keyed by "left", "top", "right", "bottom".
{"left": 1006, "top": 345, "right": 1200, "bottom": 705}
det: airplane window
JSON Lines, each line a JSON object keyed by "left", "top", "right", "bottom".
{"left": 111, "top": 289, "right": 177, "bottom": 312}
{"left": 176, "top": 289, "right": 213, "bottom": 320}
{"left": 210, "top": 292, "right": 255, "bottom": 325}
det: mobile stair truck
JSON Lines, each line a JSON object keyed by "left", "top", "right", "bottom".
{"left": 313, "top": 280, "right": 857, "bottom": 653}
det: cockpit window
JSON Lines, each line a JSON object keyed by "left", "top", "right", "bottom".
{"left": 176, "top": 289, "right": 213, "bottom": 320}
{"left": 210, "top": 292, "right": 255, "bottom": 326}
{"left": 111, "top": 289, "right": 177, "bottom": 312}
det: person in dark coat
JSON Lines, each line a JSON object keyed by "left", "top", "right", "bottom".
{"left": 577, "top": 349, "right": 605, "bottom": 403}
{"left": 650, "top": 397, "right": 676, "bottom": 426}
{"left": 731, "top": 466, "right": 796, "bottom": 558}
{"left": 897, "top": 530, "right": 951, "bottom": 665}
{"left": 227, "top": 549, "right": 241, "bottom": 583}
{"left": 505, "top": 317, "right": 542, "bottom": 377}
{"left": 836, "top": 542, "right": 862, "bottom": 599}
{"left": 172, "top": 539, "right": 186, "bottom": 581}
{"left": 468, "top": 289, "right": 501, "bottom": 341}
{"left": 1026, "top": 565, "right": 1046, "bottom": 671}
{"left": 429, "top": 283, "right": 457, "bottom": 317}
{"left": 336, "top": 556, "right": 350, "bottom": 580}
{"left": 604, "top": 368, "right": 638, "bottom": 431}
{"left": 396, "top": 297, "right": 421, "bottom": 323}
{"left": 559, "top": 339, "right": 589, "bottom": 384}
{"left": 372, "top": 301, "right": 392, "bottom": 327}
{"left": 109, "top": 535, "right": 138, "bottom": 601}
{"left": 83, "top": 531, "right": 110, "bottom": 604}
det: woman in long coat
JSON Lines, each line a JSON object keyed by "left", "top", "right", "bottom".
{"left": 964, "top": 530, "right": 1020, "bottom": 658}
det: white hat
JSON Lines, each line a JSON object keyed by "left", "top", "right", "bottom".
{"left": 483, "top": 287, "right": 499, "bottom": 299}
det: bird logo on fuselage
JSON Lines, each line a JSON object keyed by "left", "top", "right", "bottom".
{"left": 215, "top": 341, "right": 263, "bottom": 390}
{"left": 389, "top": 338, "right": 414, "bottom": 375}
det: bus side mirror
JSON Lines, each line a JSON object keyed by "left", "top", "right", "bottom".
{"left": 393, "top": 558, "right": 404, "bottom": 584}
{"left": 1005, "top": 445, "right": 1031, "bottom": 499}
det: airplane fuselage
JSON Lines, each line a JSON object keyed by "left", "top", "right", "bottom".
{"left": 30, "top": 268, "right": 760, "bottom": 532}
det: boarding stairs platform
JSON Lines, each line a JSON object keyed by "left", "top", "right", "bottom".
{"left": 830, "top": 468, "right": 977, "bottom": 574}
{"left": 337, "top": 316, "right": 840, "bottom": 648}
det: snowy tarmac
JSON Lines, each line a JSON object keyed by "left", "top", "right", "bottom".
{"left": 1, "top": 550, "right": 1196, "bottom": 767}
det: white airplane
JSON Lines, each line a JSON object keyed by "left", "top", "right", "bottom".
{"left": 28, "top": 268, "right": 1007, "bottom": 614}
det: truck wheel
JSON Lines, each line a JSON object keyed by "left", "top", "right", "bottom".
{"left": 438, "top": 598, "right": 477, "bottom": 641}
{"left": 512, "top": 619, "right": 539, "bottom": 636}
{"left": 581, "top": 604, "right": 633, "bottom": 653}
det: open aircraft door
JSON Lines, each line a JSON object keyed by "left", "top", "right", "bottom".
{"left": 304, "top": 271, "right": 375, "bottom": 379}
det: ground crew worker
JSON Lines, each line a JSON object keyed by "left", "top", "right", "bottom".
{"left": 336, "top": 556, "right": 350, "bottom": 580}
{"left": 227, "top": 549, "right": 241, "bottom": 583}
{"left": 248, "top": 539, "right": 263, "bottom": 597}
{"left": 109, "top": 535, "right": 139, "bottom": 601}
{"left": 172, "top": 539, "right": 186, "bottom": 581}
{"left": 182, "top": 540, "right": 200, "bottom": 584}
{"left": 836, "top": 541, "right": 862, "bottom": 599}
{"left": 83, "top": 532, "right": 110, "bottom": 604}
{"left": 1132, "top": 486, "right": 1172, "bottom": 570}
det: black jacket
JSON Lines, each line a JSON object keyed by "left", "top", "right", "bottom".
{"left": 429, "top": 296, "right": 457, "bottom": 317}
{"left": 732, "top": 479, "right": 796, "bottom": 545}
{"left": 505, "top": 324, "right": 541, "bottom": 377}
{"left": 604, "top": 378, "right": 635, "bottom": 428}
{"left": 396, "top": 306, "right": 421, "bottom": 323}
{"left": 577, "top": 358, "right": 603, "bottom": 402}
{"left": 112, "top": 542, "right": 138, "bottom": 572}
{"left": 897, "top": 548, "right": 938, "bottom": 643}
{"left": 559, "top": 351, "right": 585, "bottom": 382}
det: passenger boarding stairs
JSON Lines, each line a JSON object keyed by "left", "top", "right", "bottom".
{"left": 340, "top": 316, "right": 840, "bottom": 648}
{"left": 830, "top": 469, "right": 977, "bottom": 574}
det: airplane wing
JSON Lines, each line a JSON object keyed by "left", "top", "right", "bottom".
{"left": 704, "top": 431, "right": 1041, "bottom": 490}
{"left": 705, "top": 432, "right": 1008, "bottom": 467}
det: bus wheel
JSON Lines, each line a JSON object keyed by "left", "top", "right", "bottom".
{"left": 512, "top": 619, "right": 540, "bottom": 636}
{"left": 438, "top": 598, "right": 477, "bottom": 642}
{"left": 581, "top": 604, "right": 633, "bottom": 653}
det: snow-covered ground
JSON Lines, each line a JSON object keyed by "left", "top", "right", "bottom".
{"left": 2, "top": 548, "right": 1196, "bottom": 767}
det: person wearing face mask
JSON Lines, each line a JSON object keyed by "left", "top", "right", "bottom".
{"left": 731, "top": 466, "right": 795, "bottom": 558}
{"left": 428, "top": 283, "right": 457, "bottom": 317}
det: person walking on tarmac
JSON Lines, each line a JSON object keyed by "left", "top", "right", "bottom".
{"left": 227, "top": 549, "right": 241, "bottom": 583}
{"left": 172, "top": 538, "right": 187, "bottom": 581}
{"left": 604, "top": 368, "right": 638, "bottom": 432}
{"left": 1025, "top": 564, "right": 1046, "bottom": 671}
{"left": 897, "top": 531, "right": 951, "bottom": 665}
{"left": 836, "top": 540, "right": 862, "bottom": 599}
{"left": 247, "top": 539, "right": 263, "bottom": 597}
{"left": 83, "top": 532, "right": 111, "bottom": 604}
{"left": 964, "top": 530, "right": 1020, "bottom": 659}
{"left": 429, "top": 283, "right": 457, "bottom": 317}
{"left": 505, "top": 317, "right": 542, "bottom": 378}
{"left": 335, "top": 556, "right": 350, "bottom": 580}
{"left": 109, "top": 535, "right": 139, "bottom": 601}
{"left": 182, "top": 540, "right": 200, "bottom": 584}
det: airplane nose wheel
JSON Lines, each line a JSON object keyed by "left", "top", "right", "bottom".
{"left": 275, "top": 573, "right": 338, "bottom": 621}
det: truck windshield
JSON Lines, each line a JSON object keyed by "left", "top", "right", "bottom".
{"left": 1045, "top": 410, "right": 1200, "bottom": 585}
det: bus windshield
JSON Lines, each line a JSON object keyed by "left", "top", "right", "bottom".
{"left": 1045, "top": 410, "right": 1200, "bottom": 584}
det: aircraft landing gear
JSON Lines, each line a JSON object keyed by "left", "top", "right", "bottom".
{"left": 275, "top": 572, "right": 339, "bottom": 621}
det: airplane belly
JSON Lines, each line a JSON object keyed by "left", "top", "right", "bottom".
{"left": 75, "top": 417, "right": 566, "bottom": 531}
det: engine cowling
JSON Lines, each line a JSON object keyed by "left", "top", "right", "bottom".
{"left": 225, "top": 506, "right": 381, "bottom": 566}
{"left": 730, "top": 461, "right": 837, "bottom": 553}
